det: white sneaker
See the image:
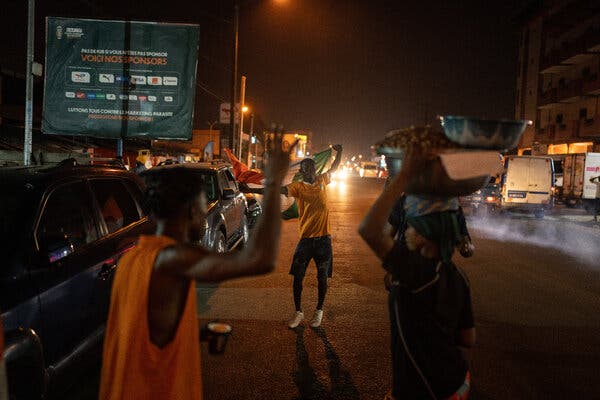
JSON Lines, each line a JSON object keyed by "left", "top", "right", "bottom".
{"left": 310, "top": 309, "right": 323, "bottom": 328}
{"left": 288, "top": 311, "right": 304, "bottom": 328}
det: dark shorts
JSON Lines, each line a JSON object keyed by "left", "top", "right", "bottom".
{"left": 289, "top": 235, "right": 333, "bottom": 278}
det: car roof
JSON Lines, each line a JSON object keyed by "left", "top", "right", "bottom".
{"left": 150, "top": 161, "right": 232, "bottom": 172}
{"left": 0, "top": 158, "right": 138, "bottom": 188}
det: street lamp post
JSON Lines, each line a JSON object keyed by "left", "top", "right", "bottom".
{"left": 238, "top": 76, "right": 246, "bottom": 159}
{"left": 249, "top": 112, "right": 255, "bottom": 167}
{"left": 228, "top": 2, "right": 239, "bottom": 153}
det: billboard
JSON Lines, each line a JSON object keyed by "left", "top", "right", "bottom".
{"left": 43, "top": 17, "right": 199, "bottom": 140}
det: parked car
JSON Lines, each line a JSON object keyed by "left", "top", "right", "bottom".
{"left": 0, "top": 159, "right": 152, "bottom": 399}
{"left": 150, "top": 161, "right": 250, "bottom": 252}
{"left": 244, "top": 193, "right": 262, "bottom": 229}
{"left": 459, "top": 179, "right": 501, "bottom": 215}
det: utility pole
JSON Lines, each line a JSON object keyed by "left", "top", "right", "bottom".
{"left": 23, "top": 0, "right": 35, "bottom": 165}
{"left": 248, "top": 112, "right": 254, "bottom": 167}
{"left": 228, "top": 2, "right": 239, "bottom": 152}
{"left": 238, "top": 75, "right": 246, "bottom": 159}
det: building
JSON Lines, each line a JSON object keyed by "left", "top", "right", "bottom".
{"left": 515, "top": 0, "right": 600, "bottom": 155}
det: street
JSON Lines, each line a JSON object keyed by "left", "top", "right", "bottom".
{"left": 63, "top": 176, "right": 600, "bottom": 399}
{"left": 198, "top": 176, "right": 600, "bottom": 399}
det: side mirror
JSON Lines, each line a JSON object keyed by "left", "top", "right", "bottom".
{"left": 222, "top": 188, "right": 235, "bottom": 200}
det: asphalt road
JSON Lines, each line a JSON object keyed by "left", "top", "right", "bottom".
{"left": 63, "top": 175, "right": 600, "bottom": 399}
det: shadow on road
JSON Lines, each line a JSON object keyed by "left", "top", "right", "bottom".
{"left": 293, "top": 326, "right": 360, "bottom": 400}
{"left": 196, "top": 283, "right": 219, "bottom": 313}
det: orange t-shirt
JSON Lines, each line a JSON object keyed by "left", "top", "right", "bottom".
{"left": 99, "top": 235, "right": 202, "bottom": 400}
{"left": 287, "top": 173, "right": 331, "bottom": 238}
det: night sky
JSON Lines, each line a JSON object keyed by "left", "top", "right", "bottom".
{"left": 1, "top": 0, "right": 525, "bottom": 155}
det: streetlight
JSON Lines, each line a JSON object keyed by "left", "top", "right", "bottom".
{"left": 228, "top": 2, "right": 239, "bottom": 154}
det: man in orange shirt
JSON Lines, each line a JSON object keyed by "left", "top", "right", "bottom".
{"left": 285, "top": 144, "right": 343, "bottom": 329}
{"left": 99, "top": 135, "right": 296, "bottom": 400}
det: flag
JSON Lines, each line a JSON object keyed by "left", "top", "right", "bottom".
{"left": 281, "top": 148, "right": 333, "bottom": 220}
{"left": 223, "top": 148, "right": 264, "bottom": 185}
{"left": 223, "top": 147, "right": 334, "bottom": 219}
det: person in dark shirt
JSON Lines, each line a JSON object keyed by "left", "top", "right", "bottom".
{"left": 359, "top": 147, "right": 476, "bottom": 400}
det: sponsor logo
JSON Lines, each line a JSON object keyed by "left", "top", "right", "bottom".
{"left": 128, "top": 95, "right": 138, "bottom": 101}
{"left": 56, "top": 25, "right": 63, "bottom": 40}
{"left": 95, "top": 93, "right": 106, "bottom": 100}
{"left": 119, "top": 94, "right": 128, "bottom": 100}
{"left": 76, "top": 92, "right": 86, "bottom": 99}
{"left": 148, "top": 76, "right": 162, "bottom": 85}
{"left": 106, "top": 93, "right": 116, "bottom": 100}
{"left": 163, "top": 76, "right": 178, "bottom": 86}
{"left": 131, "top": 75, "right": 147, "bottom": 85}
{"left": 116, "top": 75, "right": 131, "bottom": 83}
{"left": 164, "top": 96, "right": 174, "bottom": 102}
{"left": 71, "top": 71, "right": 90, "bottom": 83}
{"left": 148, "top": 95, "right": 157, "bottom": 102}
{"left": 138, "top": 95, "right": 147, "bottom": 101}
{"left": 65, "top": 27, "right": 84, "bottom": 39}
{"left": 99, "top": 73, "right": 115, "bottom": 83}
{"left": 65, "top": 92, "right": 75, "bottom": 98}
{"left": 86, "top": 93, "right": 97, "bottom": 99}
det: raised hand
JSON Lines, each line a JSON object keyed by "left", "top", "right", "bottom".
{"left": 263, "top": 133, "right": 300, "bottom": 186}
{"left": 332, "top": 144, "right": 343, "bottom": 152}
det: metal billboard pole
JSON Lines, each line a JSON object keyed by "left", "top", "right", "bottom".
{"left": 24, "top": 0, "right": 35, "bottom": 166}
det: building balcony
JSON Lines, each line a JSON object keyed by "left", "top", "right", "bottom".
{"left": 555, "top": 120, "right": 579, "bottom": 140}
{"left": 557, "top": 79, "right": 583, "bottom": 102}
{"left": 537, "top": 124, "right": 556, "bottom": 141}
{"left": 540, "top": 27, "right": 600, "bottom": 73}
{"left": 578, "top": 117, "right": 600, "bottom": 137}
{"left": 538, "top": 88, "right": 559, "bottom": 108}
{"left": 583, "top": 73, "right": 600, "bottom": 95}
{"left": 540, "top": 50, "right": 565, "bottom": 73}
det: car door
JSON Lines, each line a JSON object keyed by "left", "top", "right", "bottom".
{"left": 224, "top": 167, "right": 245, "bottom": 230}
{"left": 33, "top": 179, "right": 103, "bottom": 366}
{"left": 217, "top": 169, "right": 238, "bottom": 241}
{"left": 87, "top": 177, "right": 146, "bottom": 327}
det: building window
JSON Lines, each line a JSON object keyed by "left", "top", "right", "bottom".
{"left": 579, "top": 108, "right": 588, "bottom": 119}
{"left": 556, "top": 114, "right": 564, "bottom": 124}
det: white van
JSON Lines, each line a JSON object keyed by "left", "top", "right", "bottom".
{"left": 500, "top": 155, "right": 554, "bottom": 217}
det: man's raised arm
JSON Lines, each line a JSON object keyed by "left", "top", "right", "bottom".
{"left": 328, "top": 144, "right": 343, "bottom": 173}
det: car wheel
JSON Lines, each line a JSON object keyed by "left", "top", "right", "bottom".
{"left": 214, "top": 231, "right": 226, "bottom": 253}
{"left": 240, "top": 215, "right": 249, "bottom": 248}
{"left": 534, "top": 210, "right": 545, "bottom": 219}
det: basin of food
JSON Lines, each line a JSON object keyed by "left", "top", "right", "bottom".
{"left": 439, "top": 115, "right": 531, "bottom": 151}
{"left": 373, "top": 126, "right": 503, "bottom": 196}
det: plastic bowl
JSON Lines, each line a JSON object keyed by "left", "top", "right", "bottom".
{"left": 440, "top": 116, "right": 531, "bottom": 151}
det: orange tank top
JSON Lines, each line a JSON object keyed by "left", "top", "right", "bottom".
{"left": 99, "top": 235, "right": 202, "bottom": 400}
{"left": 1, "top": 317, "right": 4, "bottom": 359}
